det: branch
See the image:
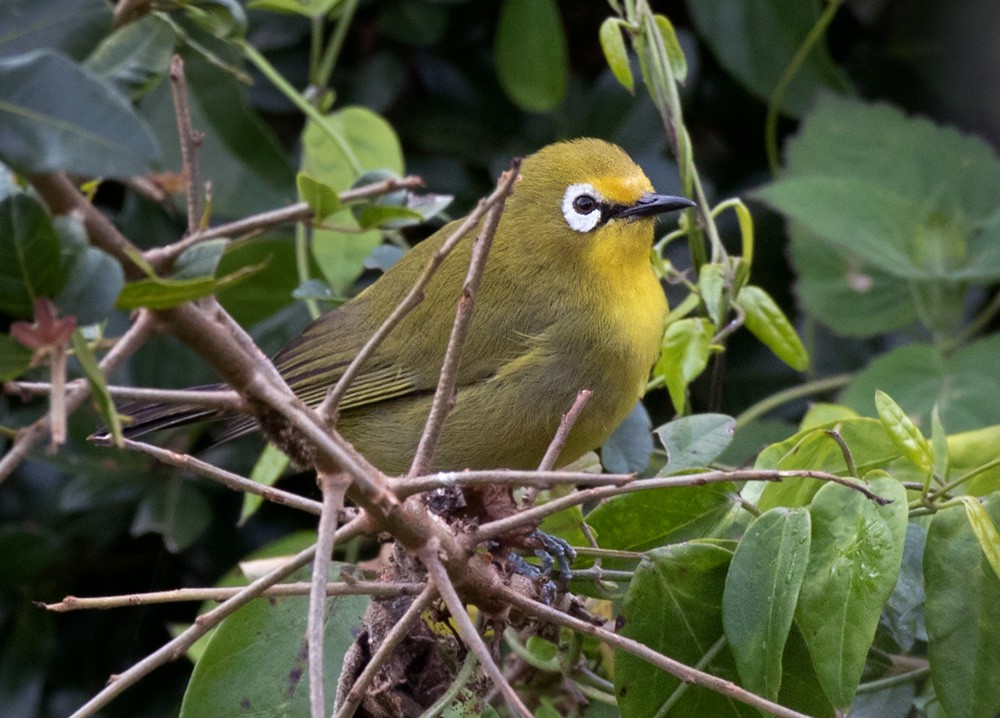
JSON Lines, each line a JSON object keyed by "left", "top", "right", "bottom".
{"left": 6, "top": 381, "right": 243, "bottom": 410}
{"left": 422, "top": 543, "right": 532, "bottom": 718}
{"left": 308, "top": 471, "right": 351, "bottom": 718}
{"left": 318, "top": 166, "right": 520, "bottom": 424}
{"left": 408, "top": 160, "right": 521, "bottom": 476}
{"left": 332, "top": 585, "right": 439, "bottom": 718}
{"left": 169, "top": 55, "right": 204, "bottom": 235}
{"left": 118, "top": 438, "right": 322, "bottom": 515}
{"left": 41, "top": 581, "right": 424, "bottom": 611}
{"left": 522, "top": 389, "right": 592, "bottom": 508}
{"left": 500, "top": 587, "right": 811, "bottom": 718}
{"left": 392, "top": 469, "right": 633, "bottom": 498}
{"left": 474, "top": 468, "right": 892, "bottom": 543}
{"left": 0, "top": 311, "right": 155, "bottom": 483}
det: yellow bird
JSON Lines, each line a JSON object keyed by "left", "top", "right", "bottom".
{"left": 120, "top": 139, "right": 693, "bottom": 474}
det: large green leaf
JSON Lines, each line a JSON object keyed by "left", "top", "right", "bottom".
{"left": 655, "top": 413, "right": 735, "bottom": 474}
{"left": 82, "top": 14, "right": 175, "bottom": 100}
{"left": 841, "top": 337, "right": 1000, "bottom": 433}
{"left": 723, "top": 507, "right": 811, "bottom": 700}
{"left": 301, "top": 106, "right": 403, "bottom": 294}
{"left": 0, "top": 194, "right": 65, "bottom": 317}
{"left": 685, "top": 0, "right": 849, "bottom": 116}
{"left": 602, "top": 401, "right": 653, "bottom": 474}
{"left": 0, "top": 50, "right": 160, "bottom": 177}
{"left": 180, "top": 568, "right": 368, "bottom": 717}
{"left": 494, "top": 0, "right": 568, "bottom": 113}
{"left": 585, "top": 483, "right": 739, "bottom": 569}
{"left": 0, "top": 0, "right": 111, "bottom": 60}
{"left": 924, "top": 492, "right": 1000, "bottom": 718}
{"left": 615, "top": 542, "right": 754, "bottom": 717}
{"left": 795, "top": 474, "right": 907, "bottom": 709}
{"left": 52, "top": 216, "right": 124, "bottom": 325}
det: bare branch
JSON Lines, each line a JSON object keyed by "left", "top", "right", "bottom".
{"left": 318, "top": 165, "right": 520, "bottom": 424}
{"left": 500, "top": 587, "right": 812, "bottom": 718}
{"left": 332, "top": 585, "right": 439, "bottom": 718}
{"left": 422, "top": 543, "right": 532, "bottom": 718}
{"left": 6, "top": 381, "right": 243, "bottom": 410}
{"left": 169, "top": 55, "right": 204, "bottom": 235}
{"left": 118, "top": 438, "right": 321, "bottom": 514}
{"left": 522, "top": 389, "right": 592, "bottom": 508}
{"left": 474, "top": 468, "right": 892, "bottom": 543}
{"left": 408, "top": 161, "right": 521, "bottom": 476}
{"left": 41, "top": 580, "right": 423, "bottom": 611}
{"left": 392, "top": 469, "right": 633, "bottom": 498}
{"left": 0, "top": 312, "right": 156, "bottom": 483}
{"left": 309, "top": 472, "right": 351, "bottom": 718}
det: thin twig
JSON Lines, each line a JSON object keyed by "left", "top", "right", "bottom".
{"left": 422, "top": 543, "right": 532, "bottom": 718}
{"left": 41, "top": 581, "right": 423, "bottom": 611}
{"left": 522, "top": 389, "right": 593, "bottom": 508}
{"left": 6, "top": 381, "right": 243, "bottom": 410}
{"left": 309, "top": 472, "right": 351, "bottom": 718}
{"left": 318, "top": 166, "right": 520, "bottom": 424}
{"left": 391, "top": 469, "right": 633, "bottom": 498}
{"left": 824, "top": 429, "right": 859, "bottom": 478}
{"left": 408, "top": 161, "right": 521, "bottom": 476}
{"left": 48, "top": 343, "right": 68, "bottom": 449}
{"left": 67, "top": 518, "right": 365, "bottom": 718}
{"left": 500, "top": 587, "right": 811, "bottom": 718}
{"left": 332, "top": 585, "right": 439, "bottom": 718}
{"left": 473, "top": 468, "right": 892, "bottom": 543}
{"left": 169, "top": 55, "right": 204, "bottom": 235}
{"left": 119, "top": 438, "right": 322, "bottom": 515}
{"left": 0, "top": 312, "right": 156, "bottom": 483}
{"left": 152, "top": 175, "right": 425, "bottom": 264}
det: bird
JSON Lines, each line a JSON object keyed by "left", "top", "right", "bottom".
{"left": 114, "top": 138, "right": 694, "bottom": 476}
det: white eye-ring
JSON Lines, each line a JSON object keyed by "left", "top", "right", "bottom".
{"left": 562, "top": 183, "right": 603, "bottom": 233}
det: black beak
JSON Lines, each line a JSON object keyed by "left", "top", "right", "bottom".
{"left": 616, "top": 192, "right": 695, "bottom": 220}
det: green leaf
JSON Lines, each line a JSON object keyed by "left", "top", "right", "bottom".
{"left": 654, "top": 413, "right": 735, "bottom": 474}
{"left": 586, "top": 483, "right": 739, "bottom": 570}
{"left": 686, "top": 0, "right": 849, "bottom": 116}
{"left": 115, "top": 260, "right": 265, "bottom": 310}
{"left": 0, "top": 0, "right": 111, "bottom": 60}
{"left": 874, "top": 390, "right": 933, "bottom": 474}
{"left": 301, "top": 106, "right": 403, "bottom": 294}
{"left": 789, "top": 229, "right": 918, "bottom": 337}
{"left": 0, "top": 194, "right": 65, "bottom": 317}
{"left": 658, "top": 317, "right": 713, "bottom": 414}
{"left": 494, "top": 0, "right": 568, "bottom": 113}
{"left": 82, "top": 14, "right": 174, "bottom": 99}
{"left": 925, "top": 492, "right": 1000, "bottom": 718}
{"left": 754, "top": 418, "right": 901, "bottom": 510}
{"left": 615, "top": 543, "right": 754, "bottom": 717}
{"left": 355, "top": 204, "right": 425, "bottom": 230}
{"left": 0, "top": 50, "right": 160, "bottom": 177}
{"left": 130, "top": 478, "right": 211, "bottom": 553}
{"left": 247, "top": 0, "right": 343, "bottom": 17}
{"left": 71, "top": 330, "right": 122, "bottom": 447}
{"left": 297, "top": 172, "right": 342, "bottom": 222}
{"left": 723, "top": 507, "right": 811, "bottom": 700}
{"left": 172, "top": 240, "right": 227, "bottom": 280}
{"left": 795, "top": 473, "right": 907, "bottom": 709}
{"left": 959, "top": 496, "right": 1000, "bottom": 582}
{"left": 239, "top": 444, "right": 290, "bottom": 525}
{"left": 54, "top": 243, "right": 124, "bottom": 326}
{"left": 947, "top": 424, "right": 1000, "bottom": 497}
{"left": 697, "top": 263, "right": 725, "bottom": 326}
{"left": 930, "top": 406, "right": 949, "bottom": 484}
{"left": 216, "top": 236, "right": 300, "bottom": 327}
{"left": 180, "top": 565, "right": 367, "bottom": 716}
{"left": 599, "top": 18, "right": 633, "bottom": 92}
{"left": 0, "top": 333, "right": 33, "bottom": 380}
{"left": 654, "top": 14, "right": 687, "bottom": 84}
{"left": 602, "top": 402, "right": 653, "bottom": 474}
{"left": 735, "top": 285, "right": 808, "bottom": 371}
{"left": 841, "top": 337, "right": 1000, "bottom": 433}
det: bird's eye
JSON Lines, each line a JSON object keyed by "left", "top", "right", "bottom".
{"left": 562, "top": 183, "right": 604, "bottom": 233}
{"left": 572, "top": 194, "right": 597, "bottom": 215}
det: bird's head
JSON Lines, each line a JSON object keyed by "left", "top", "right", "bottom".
{"left": 499, "top": 138, "right": 694, "bottom": 273}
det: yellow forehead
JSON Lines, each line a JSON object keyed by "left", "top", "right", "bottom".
{"left": 589, "top": 173, "right": 653, "bottom": 205}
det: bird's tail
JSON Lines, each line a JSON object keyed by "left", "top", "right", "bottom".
{"left": 90, "top": 383, "right": 249, "bottom": 444}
